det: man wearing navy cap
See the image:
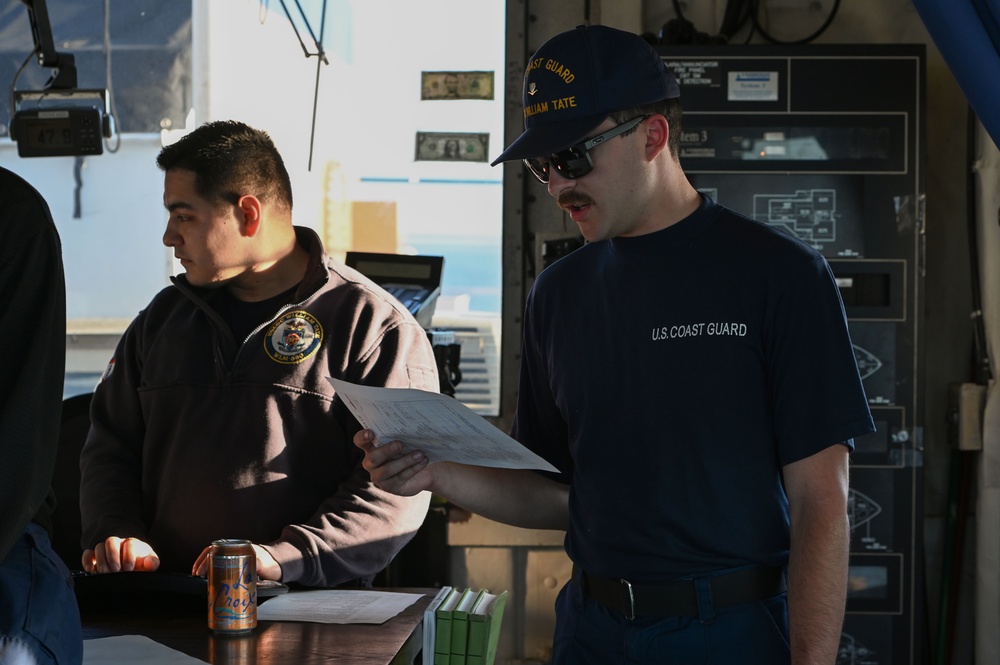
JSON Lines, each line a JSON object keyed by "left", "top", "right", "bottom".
{"left": 356, "top": 24, "right": 873, "bottom": 664}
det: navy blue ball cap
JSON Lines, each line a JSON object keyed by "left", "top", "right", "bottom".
{"left": 491, "top": 24, "right": 680, "bottom": 166}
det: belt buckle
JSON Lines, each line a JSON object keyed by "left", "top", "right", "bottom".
{"left": 620, "top": 578, "right": 635, "bottom": 620}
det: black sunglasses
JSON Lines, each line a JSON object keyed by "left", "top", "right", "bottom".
{"left": 523, "top": 115, "right": 648, "bottom": 184}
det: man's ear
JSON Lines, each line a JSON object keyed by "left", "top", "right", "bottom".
{"left": 236, "top": 195, "right": 262, "bottom": 237}
{"left": 644, "top": 114, "right": 670, "bottom": 161}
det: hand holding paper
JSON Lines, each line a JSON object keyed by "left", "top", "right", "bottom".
{"left": 329, "top": 378, "right": 557, "bottom": 472}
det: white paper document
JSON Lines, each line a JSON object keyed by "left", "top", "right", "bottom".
{"left": 255, "top": 589, "right": 423, "bottom": 624}
{"left": 84, "top": 635, "right": 205, "bottom": 664}
{"left": 329, "top": 378, "right": 558, "bottom": 472}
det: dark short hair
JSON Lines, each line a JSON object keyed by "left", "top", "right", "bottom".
{"left": 156, "top": 120, "right": 293, "bottom": 213}
{"left": 608, "top": 98, "right": 683, "bottom": 158}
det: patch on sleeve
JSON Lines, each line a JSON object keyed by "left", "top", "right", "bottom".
{"left": 100, "top": 358, "right": 115, "bottom": 382}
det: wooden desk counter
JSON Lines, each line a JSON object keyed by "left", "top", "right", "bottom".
{"left": 80, "top": 587, "right": 436, "bottom": 664}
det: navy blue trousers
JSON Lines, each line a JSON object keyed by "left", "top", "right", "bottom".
{"left": 551, "top": 575, "right": 790, "bottom": 665}
{"left": 0, "top": 523, "right": 82, "bottom": 665}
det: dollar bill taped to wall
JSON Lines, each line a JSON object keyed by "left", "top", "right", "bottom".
{"left": 415, "top": 132, "right": 489, "bottom": 162}
{"left": 421, "top": 71, "right": 494, "bottom": 100}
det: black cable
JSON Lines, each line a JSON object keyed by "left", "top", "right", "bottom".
{"left": 739, "top": 0, "right": 759, "bottom": 44}
{"left": 661, "top": 0, "right": 741, "bottom": 45}
{"left": 718, "top": 0, "right": 750, "bottom": 42}
{"left": 751, "top": 0, "right": 842, "bottom": 45}
{"left": 8, "top": 48, "right": 35, "bottom": 120}
{"left": 740, "top": 0, "right": 756, "bottom": 42}
{"left": 966, "top": 105, "right": 992, "bottom": 384}
{"left": 672, "top": 0, "right": 686, "bottom": 22}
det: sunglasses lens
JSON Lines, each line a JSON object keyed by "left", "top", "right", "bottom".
{"left": 523, "top": 148, "right": 594, "bottom": 183}
{"left": 551, "top": 151, "right": 592, "bottom": 180}
{"left": 524, "top": 157, "right": 550, "bottom": 183}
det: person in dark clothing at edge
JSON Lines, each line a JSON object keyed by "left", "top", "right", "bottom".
{"left": 353, "top": 25, "right": 874, "bottom": 665}
{"left": 79, "top": 121, "right": 439, "bottom": 588}
{"left": 0, "top": 167, "right": 83, "bottom": 665}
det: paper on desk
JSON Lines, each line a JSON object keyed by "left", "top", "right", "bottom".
{"left": 84, "top": 635, "right": 205, "bottom": 664}
{"left": 329, "top": 378, "right": 558, "bottom": 472}
{"left": 256, "top": 589, "right": 423, "bottom": 624}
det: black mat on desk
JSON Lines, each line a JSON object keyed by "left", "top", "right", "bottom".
{"left": 73, "top": 571, "right": 208, "bottom": 597}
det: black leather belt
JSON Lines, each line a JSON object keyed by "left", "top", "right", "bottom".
{"left": 574, "top": 565, "right": 785, "bottom": 620}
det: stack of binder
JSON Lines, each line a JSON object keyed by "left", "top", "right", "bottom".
{"left": 423, "top": 586, "right": 508, "bottom": 665}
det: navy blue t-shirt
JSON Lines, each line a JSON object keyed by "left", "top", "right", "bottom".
{"left": 511, "top": 195, "right": 874, "bottom": 581}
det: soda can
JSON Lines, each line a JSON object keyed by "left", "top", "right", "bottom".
{"left": 208, "top": 539, "right": 257, "bottom": 634}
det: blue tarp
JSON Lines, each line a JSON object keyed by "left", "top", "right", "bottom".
{"left": 913, "top": 0, "right": 1000, "bottom": 148}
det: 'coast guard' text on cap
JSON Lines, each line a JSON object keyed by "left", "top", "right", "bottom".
{"left": 528, "top": 58, "right": 575, "bottom": 83}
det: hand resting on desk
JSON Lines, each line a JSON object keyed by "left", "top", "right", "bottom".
{"left": 82, "top": 536, "right": 160, "bottom": 573}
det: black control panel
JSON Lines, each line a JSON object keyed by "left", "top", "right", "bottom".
{"left": 660, "top": 44, "right": 926, "bottom": 664}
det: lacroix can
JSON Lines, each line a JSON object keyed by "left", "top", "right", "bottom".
{"left": 208, "top": 539, "right": 257, "bottom": 633}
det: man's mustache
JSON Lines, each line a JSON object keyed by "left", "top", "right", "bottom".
{"left": 557, "top": 191, "right": 594, "bottom": 209}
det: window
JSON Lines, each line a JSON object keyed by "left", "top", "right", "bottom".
{"left": 0, "top": 0, "right": 504, "bottom": 414}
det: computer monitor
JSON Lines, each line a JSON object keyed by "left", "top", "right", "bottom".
{"left": 344, "top": 251, "right": 444, "bottom": 329}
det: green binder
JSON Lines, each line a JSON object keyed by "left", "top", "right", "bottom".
{"left": 466, "top": 590, "right": 508, "bottom": 665}
{"left": 433, "top": 587, "right": 463, "bottom": 664}
{"left": 448, "top": 587, "right": 484, "bottom": 665}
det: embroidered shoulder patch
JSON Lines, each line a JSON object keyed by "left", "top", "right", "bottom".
{"left": 100, "top": 357, "right": 116, "bottom": 381}
{"left": 263, "top": 311, "right": 324, "bottom": 364}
